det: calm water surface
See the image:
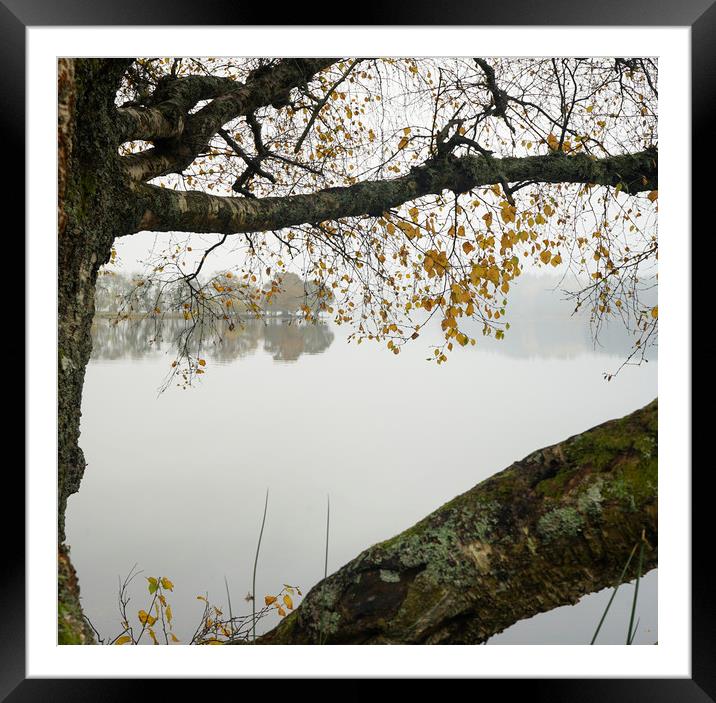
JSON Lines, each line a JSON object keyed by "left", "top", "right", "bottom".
{"left": 67, "top": 284, "right": 658, "bottom": 645}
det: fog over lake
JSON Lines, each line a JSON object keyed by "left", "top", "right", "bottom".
{"left": 66, "top": 275, "right": 657, "bottom": 645}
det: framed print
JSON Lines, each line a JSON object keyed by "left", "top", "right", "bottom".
{"left": 7, "top": 0, "right": 709, "bottom": 696}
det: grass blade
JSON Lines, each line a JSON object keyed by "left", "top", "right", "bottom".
{"left": 224, "top": 575, "right": 233, "bottom": 635}
{"left": 590, "top": 542, "right": 638, "bottom": 645}
{"left": 252, "top": 489, "right": 269, "bottom": 643}
{"left": 626, "top": 539, "right": 645, "bottom": 645}
{"left": 324, "top": 494, "right": 330, "bottom": 579}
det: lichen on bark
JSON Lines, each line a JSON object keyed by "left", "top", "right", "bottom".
{"left": 259, "top": 399, "right": 657, "bottom": 644}
{"left": 57, "top": 59, "right": 136, "bottom": 644}
{"left": 58, "top": 544, "right": 94, "bottom": 644}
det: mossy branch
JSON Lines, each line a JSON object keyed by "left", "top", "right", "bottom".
{"left": 259, "top": 399, "right": 658, "bottom": 644}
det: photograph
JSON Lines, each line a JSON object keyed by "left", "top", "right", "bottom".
{"left": 9, "top": 9, "right": 706, "bottom": 692}
{"left": 8, "top": 9, "right": 716, "bottom": 692}
{"left": 5, "top": 0, "right": 716, "bottom": 692}
{"left": 57, "top": 55, "right": 660, "bottom": 648}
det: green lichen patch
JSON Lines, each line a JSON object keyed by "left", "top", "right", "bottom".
{"left": 576, "top": 480, "right": 605, "bottom": 518}
{"left": 380, "top": 569, "right": 401, "bottom": 583}
{"left": 58, "top": 545, "right": 94, "bottom": 645}
{"left": 537, "top": 506, "right": 585, "bottom": 541}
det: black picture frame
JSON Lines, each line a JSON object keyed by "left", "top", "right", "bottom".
{"left": 6, "top": 0, "right": 707, "bottom": 697}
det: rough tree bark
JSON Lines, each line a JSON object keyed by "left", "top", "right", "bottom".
{"left": 58, "top": 58, "right": 138, "bottom": 643}
{"left": 133, "top": 148, "right": 656, "bottom": 235}
{"left": 259, "top": 399, "right": 657, "bottom": 644}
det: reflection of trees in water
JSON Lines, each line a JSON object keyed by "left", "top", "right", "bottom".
{"left": 464, "top": 312, "right": 657, "bottom": 362}
{"left": 91, "top": 281, "right": 656, "bottom": 364}
{"left": 458, "top": 275, "right": 657, "bottom": 362}
{"left": 262, "top": 320, "right": 335, "bottom": 361}
{"left": 90, "top": 317, "right": 334, "bottom": 363}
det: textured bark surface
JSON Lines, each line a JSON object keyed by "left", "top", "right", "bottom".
{"left": 58, "top": 59, "right": 135, "bottom": 540}
{"left": 260, "top": 399, "right": 657, "bottom": 644}
{"left": 57, "top": 59, "right": 136, "bottom": 643}
{"left": 58, "top": 545, "right": 94, "bottom": 644}
{"left": 118, "top": 59, "right": 336, "bottom": 181}
{"left": 133, "top": 148, "right": 657, "bottom": 235}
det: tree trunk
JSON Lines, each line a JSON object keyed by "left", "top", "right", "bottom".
{"left": 57, "top": 58, "right": 136, "bottom": 643}
{"left": 260, "top": 399, "right": 657, "bottom": 644}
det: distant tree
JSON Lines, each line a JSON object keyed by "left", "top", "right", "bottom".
{"left": 263, "top": 272, "right": 328, "bottom": 316}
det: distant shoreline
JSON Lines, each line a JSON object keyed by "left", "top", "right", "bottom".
{"left": 93, "top": 311, "right": 319, "bottom": 322}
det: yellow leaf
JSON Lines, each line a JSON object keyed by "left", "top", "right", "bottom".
{"left": 283, "top": 594, "right": 294, "bottom": 610}
{"left": 398, "top": 137, "right": 409, "bottom": 150}
{"left": 114, "top": 635, "right": 132, "bottom": 645}
{"left": 650, "top": 306, "right": 658, "bottom": 319}
{"left": 166, "top": 605, "right": 173, "bottom": 623}
{"left": 647, "top": 190, "right": 658, "bottom": 202}
{"left": 171, "top": 633, "right": 180, "bottom": 642}
{"left": 540, "top": 250, "right": 552, "bottom": 265}
{"left": 397, "top": 221, "right": 417, "bottom": 239}
{"left": 500, "top": 204, "right": 516, "bottom": 223}
{"left": 485, "top": 267, "right": 500, "bottom": 286}
{"left": 265, "top": 595, "right": 277, "bottom": 606}
{"left": 138, "top": 609, "right": 158, "bottom": 627}
{"left": 470, "top": 265, "right": 486, "bottom": 286}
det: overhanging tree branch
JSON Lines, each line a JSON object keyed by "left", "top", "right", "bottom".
{"left": 116, "top": 74, "right": 243, "bottom": 142}
{"left": 132, "top": 148, "right": 657, "bottom": 235}
{"left": 257, "top": 399, "right": 657, "bottom": 644}
{"left": 118, "top": 58, "right": 339, "bottom": 182}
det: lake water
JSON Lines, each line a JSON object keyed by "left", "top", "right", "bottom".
{"left": 66, "top": 279, "right": 658, "bottom": 645}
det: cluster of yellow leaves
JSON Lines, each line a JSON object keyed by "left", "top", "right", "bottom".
{"left": 114, "top": 575, "right": 178, "bottom": 645}
{"left": 264, "top": 585, "right": 301, "bottom": 619}
{"left": 423, "top": 250, "right": 450, "bottom": 279}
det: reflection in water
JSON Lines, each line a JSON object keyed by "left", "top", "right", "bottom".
{"left": 73, "top": 279, "right": 657, "bottom": 645}
{"left": 91, "top": 305, "right": 654, "bottom": 364}
{"left": 91, "top": 316, "right": 335, "bottom": 363}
